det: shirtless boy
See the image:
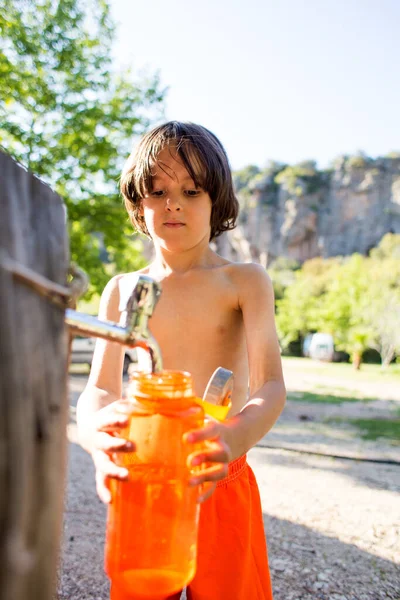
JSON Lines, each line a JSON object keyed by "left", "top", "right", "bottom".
{"left": 77, "top": 121, "right": 286, "bottom": 600}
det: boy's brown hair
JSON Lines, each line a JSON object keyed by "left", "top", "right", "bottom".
{"left": 120, "top": 121, "right": 239, "bottom": 240}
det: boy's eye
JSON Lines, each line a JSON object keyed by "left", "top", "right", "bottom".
{"left": 148, "top": 188, "right": 201, "bottom": 198}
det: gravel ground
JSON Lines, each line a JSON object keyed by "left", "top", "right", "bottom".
{"left": 57, "top": 375, "right": 400, "bottom": 600}
{"left": 254, "top": 448, "right": 400, "bottom": 600}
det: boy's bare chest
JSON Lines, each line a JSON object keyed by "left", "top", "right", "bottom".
{"left": 141, "top": 273, "right": 247, "bottom": 398}
{"left": 148, "top": 276, "right": 241, "bottom": 352}
{"left": 151, "top": 278, "right": 236, "bottom": 331}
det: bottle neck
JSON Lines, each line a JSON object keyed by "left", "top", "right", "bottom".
{"left": 129, "top": 370, "right": 195, "bottom": 401}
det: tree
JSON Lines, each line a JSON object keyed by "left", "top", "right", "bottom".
{"left": 369, "top": 233, "right": 400, "bottom": 262}
{"left": 274, "top": 161, "right": 326, "bottom": 196}
{"left": 276, "top": 244, "right": 400, "bottom": 368}
{"left": 318, "top": 255, "right": 374, "bottom": 369}
{"left": 0, "top": 0, "right": 165, "bottom": 295}
{"left": 233, "top": 165, "right": 262, "bottom": 213}
{"left": 275, "top": 257, "right": 340, "bottom": 348}
{"left": 268, "top": 257, "right": 300, "bottom": 302}
{"left": 233, "top": 165, "right": 261, "bottom": 192}
{"left": 368, "top": 291, "right": 400, "bottom": 367}
{"left": 367, "top": 234, "right": 400, "bottom": 366}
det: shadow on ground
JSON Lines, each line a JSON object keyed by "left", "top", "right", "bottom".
{"left": 255, "top": 446, "right": 400, "bottom": 494}
{"left": 264, "top": 512, "right": 399, "bottom": 600}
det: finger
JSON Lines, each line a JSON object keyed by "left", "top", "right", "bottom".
{"left": 189, "top": 462, "right": 228, "bottom": 487}
{"left": 198, "top": 482, "right": 216, "bottom": 504}
{"left": 184, "top": 421, "right": 221, "bottom": 444}
{"left": 94, "top": 411, "right": 130, "bottom": 432}
{"left": 189, "top": 443, "right": 231, "bottom": 467}
{"left": 92, "top": 450, "right": 129, "bottom": 481}
{"left": 94, "top": 431, "right": 135, "bottom": 453}
{"left": 96, "top": 470, "right": 112, "bottom": 504}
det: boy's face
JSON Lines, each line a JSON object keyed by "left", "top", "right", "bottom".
{"left": 140, "top": 146, "right": 212, "bottom": 252}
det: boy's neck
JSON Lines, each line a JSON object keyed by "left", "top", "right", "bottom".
{"left": 151, "top": 243, "right": 216, "bottom": 277}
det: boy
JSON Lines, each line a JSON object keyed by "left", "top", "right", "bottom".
{"left": 77, "top": 121, "right": 286, "bottom": 600}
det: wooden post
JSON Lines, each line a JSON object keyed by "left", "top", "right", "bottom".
{"left": 0, "top": 152, "right": 70, "bottom": 600}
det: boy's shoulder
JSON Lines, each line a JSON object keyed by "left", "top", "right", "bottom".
{"left": 211, "top": 260, "right": 273, "bottom": 307}
{"left": 211, "top": 253, "right": 269, "bottom": 276}
{"left": 101, "top": 262, "right": 272, "bottom": 312}
{"left": 221, "top": 260, "right": 272, "bottom": 287}
{"left": 223, "top": 260, "right": 268, "bottom": 275}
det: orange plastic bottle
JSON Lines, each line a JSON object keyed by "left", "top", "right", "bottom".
{"left": 105, "top": 370, "right": 205, "bottom": 600}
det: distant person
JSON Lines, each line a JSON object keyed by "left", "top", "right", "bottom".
{"left": 77, "top": 121, "right": 286, "bottom": 599}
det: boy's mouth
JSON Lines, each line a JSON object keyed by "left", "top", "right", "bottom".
{"left": 164, "top": 220, "right": 185, "bottom": 228}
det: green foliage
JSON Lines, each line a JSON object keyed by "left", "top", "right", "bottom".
{"left": 319, "top": 255, "right": 373, "bottom": 362}
{"left": 235, "top": 151, "right": 399, "bottom": 212}
{"left": 330, "top": 154, "right": 348, "bottom": 170}
{"left": 258, "top": 161, "right": 286, "bottom": 202}
{"left": 233, "top": 165, "right": 261, "bottom": 211}
{"left": 274, "top": 160, "right": 325, "bottom": 196}
{"left": 0, "top": 0, "right": 165, "bottom": 296}
{"left": 275, "top": 257, "right": 341, "bottom": 345}
{"left": 346, "top": 151, "right": 372, "bottom": 170}
{"left": 364, "top": 238, "right": 400, "bottom": 366}
{"left": 369, "top": 233, "right": 400, "bottom": 262}
{"left": 233, "top": 160, "right": 287, "bottom": 209}
{"left": 259, "top": 160, "right": 287, "bottom": 185}
{"left": 275, "top": 237, "right": 400, "bottom": 367}
{"left": 268, "top": 257, "right": 300, "bottom": 301}
{"left": 384, "top": 151, "right": 400, "bottom": 160}
{"left": 233, "top": 165, "right": 261, "bottom": 192}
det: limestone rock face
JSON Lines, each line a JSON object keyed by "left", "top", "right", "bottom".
{"left": 227, "top": 156, "right": 400, "bottom": 264}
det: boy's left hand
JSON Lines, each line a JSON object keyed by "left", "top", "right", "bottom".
{"left": 184, "top": 420, "right": 232, "bottom": 503}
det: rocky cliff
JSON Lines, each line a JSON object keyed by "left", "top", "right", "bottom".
{"left": 217, "top": 155, "right": 400, "bottom": 265}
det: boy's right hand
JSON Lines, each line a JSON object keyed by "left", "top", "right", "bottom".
{"left": 89, "top": 401, "right": 135, "bottom": 504}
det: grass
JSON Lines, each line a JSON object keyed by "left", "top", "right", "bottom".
{"left": 325, "top": 417, "right": 400, "bottom": 445}
{"left": 282, "top": 356, "right": 400, "bottom": 383}
{"left": 287, "top": 391, "right": 375, "bottom": 405}
{"left": 313, "top": 383, "right": 356, "bottom": 394}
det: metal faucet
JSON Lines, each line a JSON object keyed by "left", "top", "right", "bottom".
{"left": 0, "top": 252, "right": 233, "bottom": 392}
{"left": 66, "top": 275, "right": 163, "bottom": 372}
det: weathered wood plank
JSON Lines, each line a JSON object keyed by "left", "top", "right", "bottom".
{"left": 0, "top": 151, "right": 69, "bottom": 600}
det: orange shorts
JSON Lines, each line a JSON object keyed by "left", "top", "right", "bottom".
{"left": 170, "top": 455, "right": 273, "bottom": 600}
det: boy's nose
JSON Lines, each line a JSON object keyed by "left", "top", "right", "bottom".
{"left": 165, "top": 195, "right": 181, "bottom": 211}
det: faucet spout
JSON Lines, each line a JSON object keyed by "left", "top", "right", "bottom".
{"left": 120, "top": 275, "right": 163, "bottom": 372}
{"left": 66, "top": 275, "right": 163, "bottom": 372}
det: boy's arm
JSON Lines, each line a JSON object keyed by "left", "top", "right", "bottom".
{"left": 76, "top": 275, "right": 126, "bottom": 453}
{"left": 224, "top": 263, "right": 286, "bottom": 459}
{"left": 185, "top": 263, "right": 285, "bottom": 497}
{"left": 76, "top": 275, "right": 136, "bottom": 503}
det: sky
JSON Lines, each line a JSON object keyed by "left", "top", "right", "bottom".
{"left": 110, "top": 0, "right": 400, "bottom": 171}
